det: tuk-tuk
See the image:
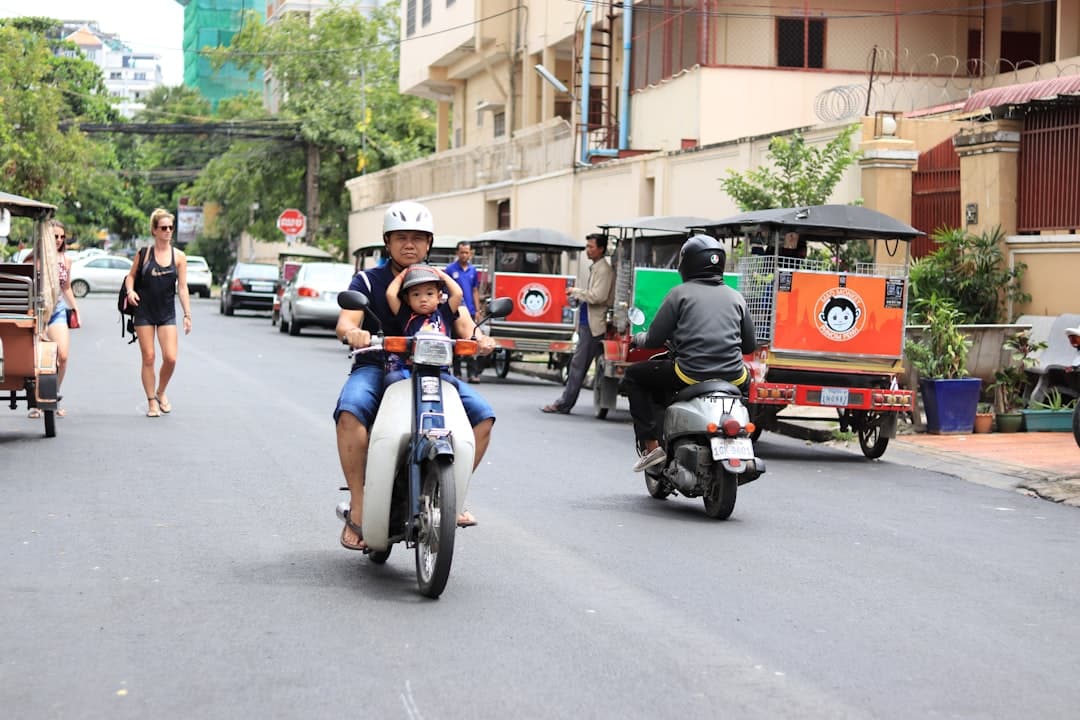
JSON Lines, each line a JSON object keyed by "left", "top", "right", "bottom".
{"left": 592, "top": 216, "right": 726, "bottom": 418}
{"left": 701, "top": 205, "right": 920, "bottom": 459}
{"left": 271, "top": 244, "right": 334, "bottom": 326}
{"left": 469, "top": 227, "right": 585, "bottom": 380}
{"left": 0, "top": 192, "right": 60, "bottom": 437}
{"left": 352, "top": 234, "right": 465, "bottom": 272}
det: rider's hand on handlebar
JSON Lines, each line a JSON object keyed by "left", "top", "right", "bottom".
{"left": 475, "top": 334, "right": 496, "bottom": 356}
{"left": 342, "top": 327, "right": 371, "bottom": 349}
{"left": 631, "top": 331, "right": 648, "bottom": 349}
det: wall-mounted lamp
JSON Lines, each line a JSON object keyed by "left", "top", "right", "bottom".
{"left": 534, "top": 64, "right": 569, "bottom": 96}
{"left": 874, "top": 110, "right": 901, "bottom": 138}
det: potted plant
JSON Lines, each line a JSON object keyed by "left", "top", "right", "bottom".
{"left": 905, "top": 294, "right": 982, "bottom": 433}
{"left": 974, "top": 402, "right": 994, "bottom": 433}
{"left": 990, "top": 330, "right": 1046, "bottom": 433}
{"left": 1023, "top": 388, "right": 1077, "bottom": 432}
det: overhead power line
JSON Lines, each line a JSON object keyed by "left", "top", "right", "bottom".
{"left": 60, "top": 120, "right": 304, "bottom": 143}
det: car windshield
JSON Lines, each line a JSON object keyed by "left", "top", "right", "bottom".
{"left": 236, "top": 263, "right": 278, "bottom": 279}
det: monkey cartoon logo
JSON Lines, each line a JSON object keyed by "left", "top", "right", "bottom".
{"left": 814, "top": 288, "right": 866, "bottom": 342}
{"left": 518, "top": 283, "right": 551, "bottom": 318}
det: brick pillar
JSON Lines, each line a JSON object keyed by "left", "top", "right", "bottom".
{"left": 954, "top": 120, "right": 1022, "bottom": 236}
{"left": 858, "top": 126, "right": 918, "bottom": 265}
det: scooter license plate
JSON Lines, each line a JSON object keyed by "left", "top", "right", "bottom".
{"left": 820, "top": 387, "right": 850, "bottom": 406}
{"left": 710, "top": 436, "right": 754, "bottom": 461}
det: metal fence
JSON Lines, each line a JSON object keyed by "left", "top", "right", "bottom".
{"left": 1018, "top": 104, "right": 1080, "bottom": 233}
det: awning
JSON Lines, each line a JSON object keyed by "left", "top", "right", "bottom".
{"left": 962, "top": 75, "right": 1080, "bottom": 113}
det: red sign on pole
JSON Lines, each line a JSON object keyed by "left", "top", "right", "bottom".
{"left": 277, "top": 208, "right": 306, "bottom": 236}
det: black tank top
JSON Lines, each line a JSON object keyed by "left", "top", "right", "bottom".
{"left": 135, "top": 247, "right": 177, "bottom": 326}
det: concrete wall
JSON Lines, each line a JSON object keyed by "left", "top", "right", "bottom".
{"left": 1009, "top": 236, "right": 1080, "bottom": 317}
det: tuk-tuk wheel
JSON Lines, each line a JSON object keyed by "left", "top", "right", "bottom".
{"left": 493, "top": 349, "right": 511, "bottom": 378}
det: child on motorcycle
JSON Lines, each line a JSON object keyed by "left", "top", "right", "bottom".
{"left": 384, "top": 264, "right": 464, "bottom": 383}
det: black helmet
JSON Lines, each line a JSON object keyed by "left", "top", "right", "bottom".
{"left": 678, "top": 234, "right": 726, "bottom": 280}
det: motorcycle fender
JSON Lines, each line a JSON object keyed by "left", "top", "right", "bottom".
{"left": 879, "top": 412, "right": 898, "bottom": 439}
{"left": 439, "top": 381, "right": 476, "bottom": 520}
{"left": 721, "top": 459, "right": 748, "bottom": 475}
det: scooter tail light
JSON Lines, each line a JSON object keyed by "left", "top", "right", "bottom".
{"left": 722, "top": 418, "right": 742, "bottom": 437}
{"left": 383, "top": 337, "right": 408, "bottom": 353}
{"left": 455, "top": 340, "right": 478, "bottom": 356}
{"left": 706, "top": 422, "right": 719, "bottom": 434}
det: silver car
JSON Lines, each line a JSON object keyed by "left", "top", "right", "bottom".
{"left": 186, "top": 255, "right": 213, "bottom": 298}
{"left": 280, "top": 262, "right": 355, "bottom": 336}
{"left": 69, "top": 255, "right": 133, "bottom": 297}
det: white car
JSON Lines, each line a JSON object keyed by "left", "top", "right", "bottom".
{"left": 186, "top": 255, "right": 213, "bottom": 298}
{"left": 69, "top": 255, "right": 133, "bottom": 298}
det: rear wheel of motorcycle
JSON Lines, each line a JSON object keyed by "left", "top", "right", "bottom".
{"left": 644, "top": 468, "right": 671, "bottom": 499}
{"left": 703, "top": 468, "right": 737, "bottom": 519}
{"left": 857, "top": 411, "right": 889, "bottom": 459}
{"left": 416, "top": 458, "right": 456, "bottom": 599}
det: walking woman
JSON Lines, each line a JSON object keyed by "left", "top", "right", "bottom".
{"left": 122, "top": 209, "right": 192, "bottom": 417}
{"left": 25, "top": 220, "right": 80, "bottom": 418}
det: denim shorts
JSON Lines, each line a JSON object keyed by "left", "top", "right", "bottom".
{"left": 47, "top": 297, "right": 69, "bottom": 327}
{"left": 335, "top": 363, "right": 496, "bottom": 429}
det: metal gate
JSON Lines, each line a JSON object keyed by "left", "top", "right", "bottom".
{"left": 911, "top": 138, "right": 960, "bottom": 258}
{"left": 1018, "top": 105, "right": 1080, "bottom": 232}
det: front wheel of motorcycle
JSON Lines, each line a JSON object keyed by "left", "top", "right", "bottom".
{"left": 416, "top": 457, "right": 457, "bottom": 599}
{"left": 703, "top": 467, "right": 738, "bottom": 520}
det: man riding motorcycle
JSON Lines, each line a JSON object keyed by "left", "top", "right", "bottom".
{"left": 334, "top": 201, "right": 496, "bottom": 551}
{"left": 620, "top": 234, "right": 757, "bottom": 472}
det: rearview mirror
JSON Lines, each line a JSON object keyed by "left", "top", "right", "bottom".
{"left": 628, "top": 306, "right": 645, "bottom": 326}
{"left": 337, "top": 290, "right": 369, "bottom": 311}
{"left": 487, "top": 297, "right": 513, "bottom": 320}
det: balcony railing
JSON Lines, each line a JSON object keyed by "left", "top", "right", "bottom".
{"left": 347, "top": 119, "right": 574, "bottom": 210}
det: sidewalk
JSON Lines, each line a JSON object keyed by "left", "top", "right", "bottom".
{"left": 777, "top": 414, "right": 1080, "bottom": 507}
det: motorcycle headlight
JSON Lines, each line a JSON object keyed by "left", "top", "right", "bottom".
{"left": 412, "top": 334, "right": 454, "bottom": 366}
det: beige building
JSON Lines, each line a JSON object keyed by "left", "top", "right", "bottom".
{"left": 347, "top": 0, "right": 1080, "bottom": 315}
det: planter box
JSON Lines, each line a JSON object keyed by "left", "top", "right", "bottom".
{"left": 920, "top": 377, "right": 982, "bottom": 434}
{"left": 1021, "top": 408, "right": 1073, "bottom": 432}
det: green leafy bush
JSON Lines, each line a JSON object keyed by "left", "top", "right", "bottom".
{"left": 904, "top": 294, "right": 971, "bottom": 379}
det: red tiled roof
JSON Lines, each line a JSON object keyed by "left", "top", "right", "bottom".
{"left": 962, "top": 74, "right": 1080, "bottom": 112}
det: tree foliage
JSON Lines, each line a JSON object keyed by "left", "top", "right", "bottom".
{"left": 721, "top": 124, "right": 861, "bottom": 211}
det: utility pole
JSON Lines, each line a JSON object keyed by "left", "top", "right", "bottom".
{"left": 305, "top": 141, "right": 320, "bottom": 244}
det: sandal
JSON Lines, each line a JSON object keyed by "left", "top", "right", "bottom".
{"left": 56, "top": 408, "right": 66, "bottom": 419}
{"left": 456, "top": 510, "right": 478, "bottom": 528}
{"left": 340, "top": 514, "right": 366, "bottom": 551}
{"left": 156, "top": 394, "right": 172, "bottom": 414}
{"left": 27, "top": 408, "right": 41, "bottom": 419}
{"left": 540, "top": 404, "right": 568, "bottom": 414}
{"left": 146, "top": 397, "right": 161, "bottom": 418}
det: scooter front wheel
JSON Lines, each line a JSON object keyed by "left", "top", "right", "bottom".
{"left": 416, "top": 457, "right": 457, "bottom": 599}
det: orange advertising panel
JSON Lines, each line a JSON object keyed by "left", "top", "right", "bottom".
{"left": 772, "top": 271, "right": 906, "bottom": 358}
{"left": 492, "top": 272, "right": 575, "bottom": 325}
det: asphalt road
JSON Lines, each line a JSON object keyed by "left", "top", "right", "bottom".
{"left": 3, "top": 294, "right": 1080, "bottom": 719}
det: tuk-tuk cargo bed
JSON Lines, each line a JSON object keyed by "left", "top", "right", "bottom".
{"left": 761, "top": 350, "right": 905, "bottom": 375}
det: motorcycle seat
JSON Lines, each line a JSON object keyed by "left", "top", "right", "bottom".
{"left": 675, "top": 379, "right": 743, "bottom": 403}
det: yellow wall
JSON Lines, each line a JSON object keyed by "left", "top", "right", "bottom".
{"left": 1009, "top": 238, "right": 1080, "bottom": 316}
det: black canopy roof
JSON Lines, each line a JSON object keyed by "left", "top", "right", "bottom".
{"left": 0, "top": 191, "right": 56, "bottom": 219}
{"left": 700, "top": 205, "right": 921, "bottom": 241}
{"left": 471, "top": 227, "right": 584, "bottom": 250}
{"left": 597, "top": 215, "right": 717, "bottom": 237}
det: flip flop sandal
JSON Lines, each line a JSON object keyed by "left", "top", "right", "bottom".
{"left": 146, "top": 397, "right": 161, "bottom": 418}
{"left": 156, "top": 395, "right": 172, "bottom": 414}
{"left": 340, "top": 515, "right": 366, "bottom": 551}
{"left": 27, "top": 408, "right": 42, "bottom": 419}
{"left": 456, "top": 511, "right": 478, "bottom": 528}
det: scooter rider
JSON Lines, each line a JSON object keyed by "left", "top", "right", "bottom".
{"left": 621, "top": 234, "right": 757, "bottom": 472}
{"left": 334, "top": 201, "right": 496, "bottom": 551}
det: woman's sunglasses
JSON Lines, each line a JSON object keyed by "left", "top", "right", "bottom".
{"left": 157, "top": 225, "right": 174, "bottom": 231}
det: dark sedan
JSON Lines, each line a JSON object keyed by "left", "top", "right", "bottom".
{"left": 220, "top": 262, "right": 279, "bottom": 316}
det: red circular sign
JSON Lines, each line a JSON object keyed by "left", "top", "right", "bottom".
{"left": 277, "top": 209, "right": 306, "bottom": 235}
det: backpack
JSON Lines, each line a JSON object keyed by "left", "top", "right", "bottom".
{"left": 118, "top": 248, "right": 147, "bottom": 344}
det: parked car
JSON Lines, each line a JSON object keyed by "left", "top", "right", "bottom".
{"left": 185, "top": 255, "right": 213, "bottom": 298}
{"left": 280, "top": 262, "right": 355, "bottom": 336}
{"left": 69, "top": 255, "right": 133, "bottom": 298}
{"left": 219, "top": 262, "right": 279, "bottom": 315}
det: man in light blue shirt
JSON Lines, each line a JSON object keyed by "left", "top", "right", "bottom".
{"left": 446, "top": 240, "right": 482, "bottom": 381}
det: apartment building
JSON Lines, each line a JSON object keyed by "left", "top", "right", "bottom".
{"left": 60, "top": 24, "right": 166, "bottom": 118}
{"left": 345, "top": 1, "right": 1080, "bottom": 314}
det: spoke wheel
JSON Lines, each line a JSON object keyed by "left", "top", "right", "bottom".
{"left": 703, "top": 467, "right": 737, "bottom": 519}
{"left": 415, "top": 458, "right": 456, "bottom": 599}
{"left": 857, "top": 411, "right": 889, "bottom": 459}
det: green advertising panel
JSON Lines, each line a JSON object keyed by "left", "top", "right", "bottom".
{"left": 631, "top": 269, "right": 741, "bottom": 331}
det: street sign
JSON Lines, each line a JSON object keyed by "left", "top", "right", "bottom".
{"left": 277, "top": 208, "right": 306, "bottom": 237}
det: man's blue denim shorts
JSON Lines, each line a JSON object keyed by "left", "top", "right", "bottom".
{"left": 335, "top": 364, "right": 495, "bottom": 428}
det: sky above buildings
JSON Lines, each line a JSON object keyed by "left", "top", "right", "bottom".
{"left": 0, "top": 0, "right": 185, "bottom": 85}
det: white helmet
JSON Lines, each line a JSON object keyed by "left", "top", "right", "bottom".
{"left": 383, "top": 200, "right": 434, "bottom": 237}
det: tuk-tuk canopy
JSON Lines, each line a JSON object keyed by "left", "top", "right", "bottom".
{"left": 597, "top": 215, "right": 717, "bottom": 237}
{"left": 278, "top": 244, "right": 334, "bottom": 260}
{"left": 351, "top": 234, "right": 466, "bottom": 257}
{"left": 471, "top": 227, "right": 584, "bottom": 250}
{"left": 700, "top": 205, "right": 922, "bottom": 241}
{"left": 0, "top": 191, "right": 56, "bottom": 220}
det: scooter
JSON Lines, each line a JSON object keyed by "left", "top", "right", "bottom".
{"left": 630, "top": 314, "right": 765, "bottom": 520}
{"left": 335, "top": 291, "right": 512, "bottom": 598}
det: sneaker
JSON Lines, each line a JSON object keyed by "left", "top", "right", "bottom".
{"left": 632, "top": 446, "right": 667, "bottom": 472}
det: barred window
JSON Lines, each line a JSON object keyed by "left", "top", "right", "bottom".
{"left": 406, "top": 0, "right": 416, "bottom": 36}
{"left": 777, "top": 18, "right": 825, "bottom": 69}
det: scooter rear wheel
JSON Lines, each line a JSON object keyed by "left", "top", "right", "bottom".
{"left": 416, "top": 457, "right": 457, "bottom": 599}
{"left": 703, "top": 468, "right": 737, "bottom": 520}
